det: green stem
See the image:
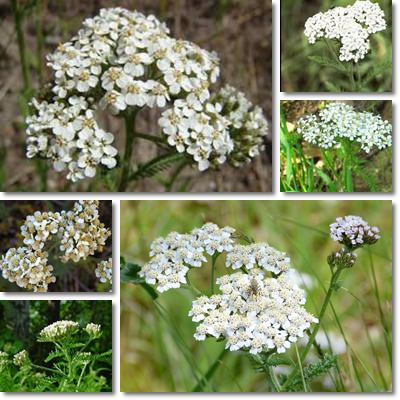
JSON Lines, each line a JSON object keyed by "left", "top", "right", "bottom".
{"left": 282, "top": 269, "right": 342, "bottom": 390}
{"left": 76, "top": 362, "right": 89, "bottom": 390}
{"left": 118, "top": 111, "right": 137, "bottom": 191}
{"left": 32, "top": 363, "right": 64, "bottom": 376}
{"left": 348, "top": 62, "right": 356, "bottom": 91}
{"left": 342, "top": 141, "right": 354, "bottom": 192}
{"left": 267, "top": 365, "right": 282, "bottom": 392}
{"left": 11, "top": 0, "right": 31, "bottom": 91}
{"left": 210, "top": 254, "right": 219, "bottom": 294}
{"left": 294, "top": 343, "right": 307, "bottom": 392}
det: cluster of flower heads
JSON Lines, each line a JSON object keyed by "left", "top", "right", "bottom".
{"left": 140, "top": 222, "right": 319, "bottom": 354}
{"left": 189, "top": 271, "right": 318, "bottom": 354}
{"left": 37, "top": 320, "right": 101, "bottom": 343}
{"left": 0, "top": 351, "right": 9, "bottom": 372}
{"left": 25, "top": 7, "right": 268, "bottom": 181}
{"left": 330, "top": 215, "right": 380, "bottom": 250}
{"left": 296, "top": 102, "right": 392, "bottom": 153}
{"left": 140, "top": 223, "right": 235, "bottom": 292}
{"left": 0, "top": 201, "right": 111, "bottom": 292}
{"left": 95, "top": 257, "right": 113, "bottom": 287}
{"left": 304, "top": 0, "right": 387, "bottom": 62}
{"left": 159, "top": 85, "right": 268, "bottom": 171}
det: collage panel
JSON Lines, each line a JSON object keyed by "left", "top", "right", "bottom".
{"left": 0, "top": 299, "right": 112, "bottom": 393}
{"left": 0, "top": 200, "right": 112, "bottom": 293}
{"left": 280, "top": 100, "right": 393, "bottom": 192}
{"left": 1, "top": 0, "right": 272, "bottom": 193}
{"left": 120, "top": 200, "right": 392, "bottom": 392}
{"left": 280, "top": 0, "right": 392, "bottom": 93}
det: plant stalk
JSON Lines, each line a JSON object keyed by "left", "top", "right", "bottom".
{"left": 118, "top": 111, "right": 137, "bottom": 191}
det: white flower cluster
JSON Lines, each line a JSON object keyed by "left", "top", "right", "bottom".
{"left": 26, "top": 97, "right": 118, "bottom": 182}
{"left": 226, "top": 243, "right": 291, "bottom": 274}
{"left": 140, "top": 223, "right": 235, "bottom": 292}
{"left": 159, "top": 85, "right": 268, "bottom": 171}
{"left": 0, "top": 201, "right": 111, "bottom": 292}
{"left": 13, "top": 350, "right": 30, "bottom": 367}
{"left": 297, "top": 102, "right": 392, "bottom": 153}
{"left": 0, "top": 248, "right": 55, "bottom": 292}
{"left": 189, "top": 271, "right": 318, "bottom": 354}
{"left": 330, "top": 215, "right": 380, "bottom": 249}
{"left": 38, "top": 320, "right": 79, "bottom": 342}
{"left": 304, "top": 0, "right": 386, "bottom": 62}
{"left": 215, "top": 85, "right": 269, "bottom": 166}
{"left": 26, "top": 7, "right": 268, "bottom": 180}
{"left": 95, "top": 257, "right": 113, "bottom": 286}
{"left": 58, "top": 200, "right": 111, "bottom": 263}
{"left": 84, "top": 323, "right": 102, "bottom": 338}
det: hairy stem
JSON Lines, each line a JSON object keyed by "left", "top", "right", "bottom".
{"left": 267, "top": 365, "right": 282, "bottom": 392}
{"left": 32, "top": 363, "right": 64, "bottom": 376}
{"left": 118, "top": 111, "right": 137, "bottom": 191}
{"left": 282, "top": 269, "right": 342, "bottom": 390}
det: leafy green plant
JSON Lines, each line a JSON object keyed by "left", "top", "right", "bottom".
{"left": 0, "top": 320, "right": 111, "bottom": 392}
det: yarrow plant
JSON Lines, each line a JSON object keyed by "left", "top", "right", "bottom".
{"left": 297, "top": 102, "right": 392, "bottom": 153}
{"left": 25, "top": 7, "right": 268, "bottom": 191}
{"left": 122, "top": 215, "right": 382, "bottom": 391}
{"left": 304, "top": 1, "right": 389, "bottom": 91}
{"left": 0, "top": 201, "right": 112, "bottom": 292}
{"left": 281, "top": 101, "right": 392, "bottom": 192}
{"left": 0, "top": 320, "right": 111, "bottom": 392}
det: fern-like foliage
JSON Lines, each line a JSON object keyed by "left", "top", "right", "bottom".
{"left": 130, "top": 152, "right": 189, "bottom": 181}
{"left": 285, "top": 354, "right": 337, "bottom": 392}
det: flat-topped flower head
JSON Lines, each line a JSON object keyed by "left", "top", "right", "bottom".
{"left": 330, "top": 215, "right": 380, "bottom": 250}
{"left": 297, "top": 102, "right": 392, "bottom": 153}
{"left": 226, "top": 242, "right": 291, "bottom": 274}
{"left": 304, "top": 0, "right": 387, "bottom": 63}
{"left": 140, "top": 222, "right": 235, "bottom": 292}
{"left": 38, "top": 320, "right": 79, "bottom": 342}
{"left": 189, "top": 270, "right": 318, "bottom": 354}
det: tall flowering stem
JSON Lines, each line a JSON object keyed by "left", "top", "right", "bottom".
{"left": 119, "top": 110, "right": 138, "bottom": 191}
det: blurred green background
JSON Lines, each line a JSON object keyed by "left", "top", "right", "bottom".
{"left": 120, "top": 200, "right": 392, "bottom": 392}
{"left": 281, "top": 0, "right": 392, "bottom": 92}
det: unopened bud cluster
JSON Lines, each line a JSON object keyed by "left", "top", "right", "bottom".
{"left": 327, "top": 248, "right": 358, "bottom": 269}
{"left": 304, "top": 0, "right": 386, "bottom": 63}
{"left": 85, "top": 323, "right": 102, "bottom": 339}
{"left": 297, "top": 102, "right": 392, "bottom": 153}
{"left": 25, "top": 7, "right": 268, "bottom": 181}
{"left": 13, "top": 350, "right": 31, "bottom": 367}
{"left": 0, "top": 201, "right": 111, "bottom": 291}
